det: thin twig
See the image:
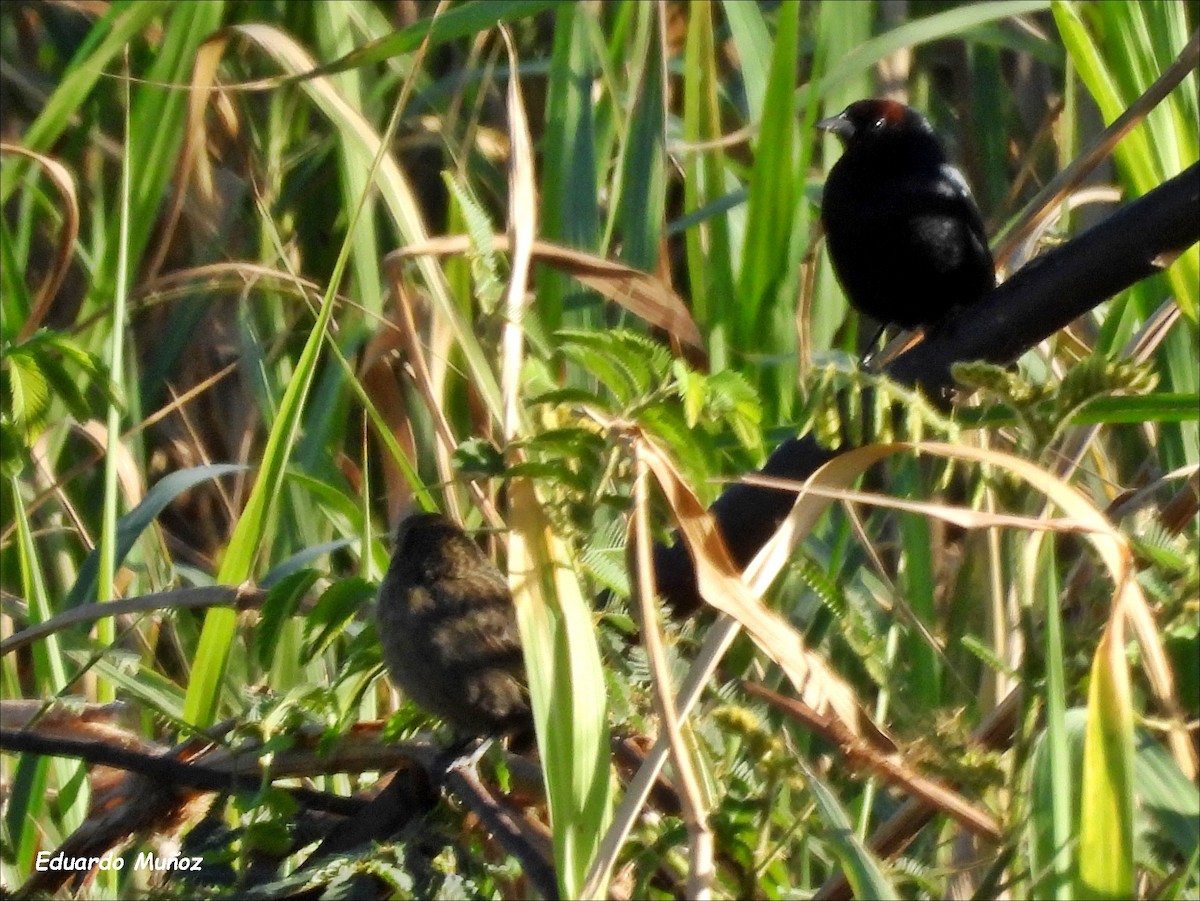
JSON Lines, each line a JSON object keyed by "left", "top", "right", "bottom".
{"left": 0, "top": 584, "right": 265, "bottom": 656}
{"left": 812, "top": 690, "right": 1022, "bottom": 900}
{"left": 741, "top": 681, "right": 1002, "bottom": 841}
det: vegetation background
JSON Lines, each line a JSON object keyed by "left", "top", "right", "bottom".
{"left": 1, "top": 0, "right": 1197, "bottom": 898}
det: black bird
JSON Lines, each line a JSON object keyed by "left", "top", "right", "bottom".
{"left": 376, "top": 512, "right": 533, "bottom": 749}
{"left": 816, "top": 99, "right": 996, "bottom": 345}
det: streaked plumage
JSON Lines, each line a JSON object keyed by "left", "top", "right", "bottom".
{"left": 376, "top": 513, "right": 531, "bottom": 744}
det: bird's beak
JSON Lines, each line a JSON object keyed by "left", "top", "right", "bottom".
{"left": 815, "top": 112, "right": 853, "bottom": 142}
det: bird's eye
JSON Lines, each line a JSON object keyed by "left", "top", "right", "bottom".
{"left": 873, "top": 117, "right": 886, "bottom": 129}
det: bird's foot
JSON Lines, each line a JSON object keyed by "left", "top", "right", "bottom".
{"left": 434, "top": 735, "right": 495, "bottom": 776}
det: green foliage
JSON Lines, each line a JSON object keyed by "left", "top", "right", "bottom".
{"left": 797, "top": 359, "right": 960, "bottom": 449}
{"left": 1029, "top": 709, "right": 1200, "bottom": 899}
{"left": 0, "top": 328, "right": 113, "bottom": 474}
{"left": 954, "top": 355, "right": 1159, "bottom": 451}
{"left": 442, "top": 171, "right": 505, "bottom": 314}
{"left": 1, "top": 1, "right": 1196, "bottom": 898}
{"left": 524, "top": 327, "right": 765, "bottom": 510}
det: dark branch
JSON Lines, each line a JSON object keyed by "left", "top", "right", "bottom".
{"left": 444, "top": 765, "right": 560, "bottom": 901}
{"left": 0, "top": 727, "right": 362, "bottom": 815}
{"left": 297, "top": 747, "right": 559, "bottom": 901}
{"left": 4, "top": 726, "right": 559, "bottom": 899}
{"left": 892, "top": 162, "right": 1200, "bottom": 390}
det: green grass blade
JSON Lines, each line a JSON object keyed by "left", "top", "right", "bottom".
{"left": 0, "top": 2, "right": 170, "bottom": 198}
{"left": 1038, "top": 538, "right": 1074, "bottom": 900}
{"left": 539, "top": 3, "right": 601, "bottom": 331}
{"left": 682, "top": 0, "right": 736, "bottom": 367}
{"left": 1077, "top": 620, "right": 1135, "bottom": 899}
{"left": 798, "top": 754, "right": 898, "bottom": 900}
{"left": 510, "top": 478, "right": 613, "bottom": 898}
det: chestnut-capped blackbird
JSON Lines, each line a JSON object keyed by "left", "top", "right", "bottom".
{"left": 376, "top": 512, "right": 533, "bottom": 747}
{"left": 817, "top": 99, "right": 995, "bottom": 340}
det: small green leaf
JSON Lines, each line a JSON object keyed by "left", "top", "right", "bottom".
{"left": 303, "top": 578, "right": 377, "bottom": 660}
{"left": 256, "top": 569, "right": 321, "bottom": 671}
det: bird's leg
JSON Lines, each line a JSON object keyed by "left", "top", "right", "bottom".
{"left": 865, "top": 327, "right": 926, "bottom": 371}
{"left": 860, "top": 322, "right": 888, "bottom": 368}
{"left": 434, "top": 735, "right": 495, "bottom": 776}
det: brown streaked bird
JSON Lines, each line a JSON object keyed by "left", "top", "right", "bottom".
{"left": 376, "top": 512, "right": 533, "bottom": 748}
